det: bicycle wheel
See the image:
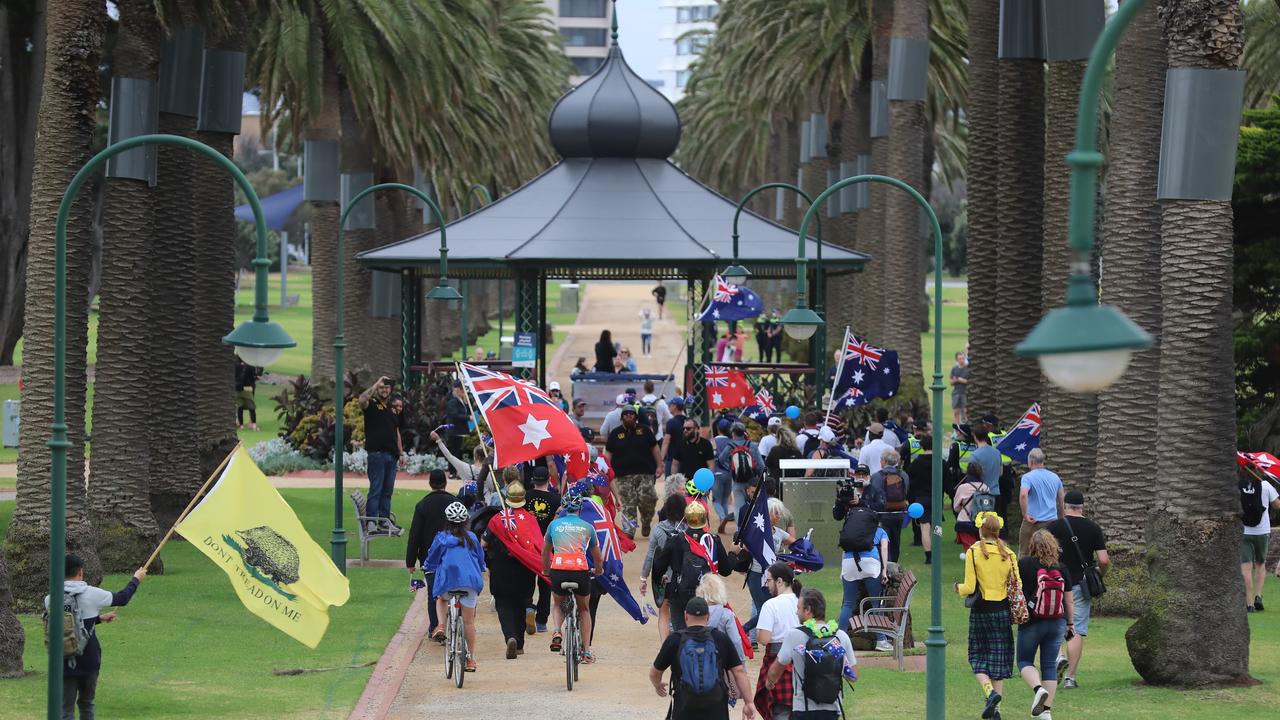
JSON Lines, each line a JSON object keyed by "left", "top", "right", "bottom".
{"left": 444, "top": 602, "right": 457, "bottom": 680}
{"left": 453, "top": 611, "right": 466, "bottom": 689}
{"left": 564, "top": 599, "right": 576, "bottom": 692}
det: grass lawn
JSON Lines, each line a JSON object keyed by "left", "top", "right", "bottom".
{"left": 236, "top": 270, "right": 314, "bottom": 379}
{"left": 921, "top": 284, "right": 968, "bottom": 426}
{"left": 0, "top": 478, "right": 14, "bottom": 491}
{"left": 801, "top": 539, "right": 1280, "bottom": 719}
{"left": 0, "top": 486, "right": 426, "bottom": 719}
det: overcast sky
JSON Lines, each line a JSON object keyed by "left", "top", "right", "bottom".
{"left": 615, "top": 0, "right": 666, "bottom": 82}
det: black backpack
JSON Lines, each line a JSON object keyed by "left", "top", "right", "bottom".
{"left": 1241, "top": 477, "right": 1266, "bottom": 527}
{"left": 838, "top": 504, "right": 878, "bottom": 553}
{"left": 675, "top": 629, "right": 725, "bottom": 708}
{"left": 638, "top": 401, "right": 660, "bottom": 435}
{"left": 800, "top": 628, "right": 844, "bottom": 707}
{"left": 800, "top": 431, "right": 821, "bottom": 459}
{"left": 672, "top": 538, "right": 712, "bottom": 604}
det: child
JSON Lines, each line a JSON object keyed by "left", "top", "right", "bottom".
{"left": 427, "top": 502, "right": 487, "bottom": 672}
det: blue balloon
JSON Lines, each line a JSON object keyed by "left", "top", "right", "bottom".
{"left": 785, "top": 405, "right": 801, "bottom": 419}
{"left": 693, "top": 468, "right": 715, "bottom": 493}
{"left": 907, "top": 502, "right": 925, "bottom": 520}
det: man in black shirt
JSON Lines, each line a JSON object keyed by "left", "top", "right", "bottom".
{"left": 652, "top": 283, "right": 668, "bottom": 319}
{"left": 673, "top": 420, "right": 715, "bottom": 479}
{"left": 661, "top": 398, "right": 688, "bottom": 477}
{"left": 650, "top": 597, "right": 755, "bottom": 720}
{"left": 605, "top": 407, "right": 663, "bottom": 536}
{"left": 525, "top": 467, "right": 560, "bottom": 633}
{"left": 406, "top": 469, "right": 455, "bottom": 634}
{"left": 360, "top": 375, "right": 404, "bottom": 533}
{"left": 1046, "top": 491, "right": 1110, "bottom": 690}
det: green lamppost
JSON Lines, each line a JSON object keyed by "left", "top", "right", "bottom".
{"left": 332, "top": 182, "right": 453, "bottom": 571}
{"left": 793, "top": 174, "right": 947, "bottom": 718}
{"left": 1016, "top": 0, "right": 1153, "bottom": 386}
{"left": 725, "top": 182, "right": 821, "bottom": 285}
{"left": 45, "top": 134, "right": 294, "bottom": 720}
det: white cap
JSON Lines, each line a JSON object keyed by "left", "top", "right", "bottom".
{"left": 616, "top": 393, "right": 630, "bottom": 406}
{"left": 767, "top": 416, "right": 783, "bottom": 428}
{"left": 548, "top": 381, "right": 561, "bottom": 391}
{"left": 818, "top": 425, "right": 837, "bottom": 443}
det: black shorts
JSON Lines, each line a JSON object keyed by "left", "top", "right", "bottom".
{"left": 549, "top": 570, "right": 592, "bottom": 597}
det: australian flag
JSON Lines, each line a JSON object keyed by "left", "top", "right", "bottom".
{"left": 579, "top": 496, "right": 647, "bottom": 624}
{"left": 738, "top": 481, "right": 776, "bottom": 581}
{"left": 697, "top": 274, "right": 764, "bottom": 322}
{"left": 996, "top": 403, "right": 1041, "bottom": 464}
{"left": 831, "top": 329, "right": 900, "bottom": 408}
{"left": 741, "top": 387, "right": 777, "bottom": 425}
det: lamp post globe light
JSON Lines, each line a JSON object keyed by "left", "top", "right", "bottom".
{"left": 331, "top": 182, "right": 453, "bottom": 571}
{"left": 44, "top": 134, "right": 292, "bottom": 720}
{"left": 1016, "top": 0, "right": 1155, "bottom": 391}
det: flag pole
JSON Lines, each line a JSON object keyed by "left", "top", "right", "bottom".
{"left": 1243, "top": 461, "right": 1280, "bottom": 494}
{"left": 821, "top": 327, "right": 850, "bottom": 428}
{"left": 453, "top": 362, "right": 492, "bottom": 495}
{"left": 143, "top": 444, "right": 240, "bottom": 570}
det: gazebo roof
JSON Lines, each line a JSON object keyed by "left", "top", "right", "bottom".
{"left": 357, "top": 31, "right": 869, "bottom": 280}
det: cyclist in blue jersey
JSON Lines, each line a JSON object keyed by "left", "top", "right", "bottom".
{"left": 542, "top": 492, "right": 604, "bottom": 662}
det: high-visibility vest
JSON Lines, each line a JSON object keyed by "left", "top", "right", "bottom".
{"left": 907, "top": 436, "right": 923, "bottom": 462}
{"left": 954, "top": 442, "right": 976, "bottom": 471}
{"left": 989, "top": 429, "right": 1014, "bottom": 465}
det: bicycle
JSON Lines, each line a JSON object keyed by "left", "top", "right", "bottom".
{"left": 443, "top": 590, "right": 469, "bottom": 688}
{"left": 560, "top": 581, "right": 582, "bottom": 691}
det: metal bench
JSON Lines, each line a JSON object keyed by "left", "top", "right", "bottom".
{"left": 850, "top": 569, "right": 918, "bottom": 671}
{"left": 349, "top": 490, "right": 401, "bottom": 562}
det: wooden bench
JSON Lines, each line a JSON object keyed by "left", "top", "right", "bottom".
{"left": 850, "top": 569, "right": 918, "bottom": 671}
{"left": 350, "top": 490, "right": 401, "bottom": 563}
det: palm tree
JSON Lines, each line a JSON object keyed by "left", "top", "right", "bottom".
{"left": 1124, "top": 0, "right": 1250, "bottom": 686}
{"left": 963, "top": 0, "right": 999, "bottom": 417}
{"left": 0, "top": 547, "right": 22, "bottom": 676}
{"left": 6, "top": 0, "right": 106, "bottom": 609}
{"left": 1242, "top": 0, "right": 1280, "bottom": 107}
{"left": 89, "top": 0, "right": 165, "bottom": 571}
{"left": 1091, "top": 1, "right": 1165, "bottom": 553}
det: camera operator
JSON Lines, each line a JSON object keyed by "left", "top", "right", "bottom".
{"left": 832, "top": 465, "right": 892, "bottom": 650}
{"left": 833, "top": 464, "right": 885, "bottom": 518}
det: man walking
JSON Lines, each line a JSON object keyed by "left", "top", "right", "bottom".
{"left": 444, "top": 380, "right": 471, "bottom": 463}
{"left": 1018, "top": 448, "right": 1064, "bottom": 555}
{"left": 950, "top": 351, "right": 969, "bottom": 423}
{"left": 714, "top": 422, "right": 764, "bottom": 534}
{"left": 46, "top": 554, "right": 147, "bottom": 720}
{"left": 858, "top": 423, "right": 893, "bottom": 477}
{"left": 661, "top": 397, "right": 687, "bottom": 476}
{"left": 1046, "top": 491, "right": 1109, "bottom": 689}
{"left": 605, "top": 406, "right": 663, "bottom": 536}
{"left": 650, "top": 597, "right": 755, "bottom": 720}
{"left": 768, "top": 589, "right": 856, "bottom": 720}
{"left": 1240, "top": 468, "right": 1280, "bottom": 612}
{"left": 483, "top": 482, "right": 538, "bottom": 659}
{"left": 406, "top": 469, "right": 456, "bottom": 635}
{"left": 360, "top": 375, "right": 404, "bottom": 534}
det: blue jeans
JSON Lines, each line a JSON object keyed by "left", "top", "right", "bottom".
{"left": 712, "top": 471, "right": 733, "bottom": 520}
{"left": 1017, "top": 618, "right": 1066, "bottom": 680}
{"left": 641, "top": 333, "right": 652, "bottom": 354}
{"left": 839, "top": 574, "right": 886, "bottom": 642}
{"left": 731, "top": 481, "right": 749, "bottom": 518}
{"left": 744, "top": 569, "right": 767, "bottom": 640}
{"left": 367, "top": 451, "right": 398, "bottom": 519}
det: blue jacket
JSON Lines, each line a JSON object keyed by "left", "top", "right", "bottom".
{"left": 425, "top": 531, "right": 487, "bottom": 595}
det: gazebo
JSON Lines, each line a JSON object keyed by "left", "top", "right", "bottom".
{"left": 358, "top": 29, "right": 869, "bottom": 418}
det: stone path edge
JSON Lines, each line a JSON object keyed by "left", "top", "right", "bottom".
{"left": 348, "top": 589, "right": 431, "bottom": 720}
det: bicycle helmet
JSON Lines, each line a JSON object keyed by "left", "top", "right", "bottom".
{"left": 562, "top": 491, "right": 584, "bottom": 513}
{"left": 685, "top": 478, "right": 704, "bottom": 497}
{"left": 444, "top": 501, "right": 470, "bottom": 524}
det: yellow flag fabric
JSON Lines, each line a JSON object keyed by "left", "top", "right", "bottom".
{"left": 176, "top": 447, "right": 350, "bottom": 648}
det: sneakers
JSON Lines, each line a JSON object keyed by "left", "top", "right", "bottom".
{"left": 430, "top": 626, "right": 446, "bottom": 643}
{"left": 367, "top": 520, "right": 385, "bottom": 536}
{"left": 525, "top": 607, "right": 537, "bottom": 635}
{"left": 1031, "top": 686, "right": 1049, "bottom": 716}
{"left": 981, "top": 691, "right": 1002, "bottom": 719}
{"left": 875, "top": 639, "right": 894, "bottom": 652}
{"left": 387, "top": 521, "right": 404, "bottom": 537}
{"left": 506, "top": 638, "right": 518, "bottom": 660}
{"left": 641, "top": 518, "right": 651, "bottom": 537}
{"left": 536, "top": 623, "right": 548, "bottom": 633}
{"left": 1055, "top": 655, "right": 1069, "bottom": 681}
{"left": 1062, "top": 677, "right": 1078, "bottom": 690}
{"left": 465, "top": 656, "right": 477, "bottom": 672}
{"left": 550, "top": 631, "right": 563, "bottom": 653}
{"left": 1039, "top": 712, "right": 1052, "bottom": 720}
{"left": 1255, "top": 596, "right": 1265, "bottom": 612}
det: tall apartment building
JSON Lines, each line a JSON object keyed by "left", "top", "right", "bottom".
{"left": 544, "top": 0, "right": 615, "bottom": 84}
{"left": 656, "top": 0, "right": 718, "bottom": 102}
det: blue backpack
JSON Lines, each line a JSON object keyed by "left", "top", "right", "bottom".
{"left": 676, "top": 629, "right": 724, "bottom": 707}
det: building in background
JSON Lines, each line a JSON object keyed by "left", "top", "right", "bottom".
{"left": 544, "top": 0, "right": 615, "bottom": 84}
{"left": 656, "top": 0, "right": 718, "bottom": 102}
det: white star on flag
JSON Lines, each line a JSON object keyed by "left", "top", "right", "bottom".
{"left": 1015, "top": 442, "right": 1027, "bottom": 451}
{"left": 517, "top": 413, "right": 552, "bottom": 449}
{"left": 883, "top": 367, "right": 891, "bottom": 374}
{"left": 852, "top": 370, "right": 865, "bottom": 384}
{"left": 753, "top": 513, "right": 766, "bottom": 532}
{"left": 712, "top": 392, "right": 723, "bottom": 405}
{"left": 712, "top": 308, "right": 721, "bottom": 318}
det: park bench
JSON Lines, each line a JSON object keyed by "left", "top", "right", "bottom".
{"left": 349, "top": 490, "right": 401, "bottom": 563}
{"left": 850, "top": 569, "right": 918, "bottom": 671}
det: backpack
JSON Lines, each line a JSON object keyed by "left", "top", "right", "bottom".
{"left": 1241, "top": 477, "right": 1266, "bottom": 527}
{"left": 883, "top": 471, "right": 908, "bottom": 511}
{"left": 675, "top": 630, "right": 725, "bottom": 706}
{"left": 673, "top": 539, "right": 713, "bottom": 603}
{"left": 729, "top": 444, "right": 760, "bottom": 484}
{"left": 43, "top": 589, "right": 92, "bottom": 663}
{"left": 800, "top": 628, "right": 844, "bottom": 706}
{"left": 1030, "top": 565, "right": 1067, "bottom": 620}
{"left": 638, "top": 401, "right": 660, "bottom": 436}
{"left": 838, "top": 504, "right": 879, "bottom": 553}
{"left": 800, "top": 431, "right": 821, "bottom": 459}
{"left": 969, "top": 489, "right": 998, "bottom": 518}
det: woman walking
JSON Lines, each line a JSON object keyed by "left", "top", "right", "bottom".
{"left": 640, "top": 494, "right": 688, "bottom": 642}
{"left": 594, "top": 330, "right": 618, "bottom": 373}
{"left": 955, "top": 513, "right": 1017, "bottom": 720}
{"left": 1016, "top": 530, "right": 1074, "bottom": 720}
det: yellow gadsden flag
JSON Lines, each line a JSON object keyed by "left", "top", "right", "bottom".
{"left": 176, "top": 447, "right": 350, "bottom": 648}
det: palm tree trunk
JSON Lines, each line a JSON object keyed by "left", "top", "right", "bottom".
{"left": 1091, "top": 1, "right": 1165, "bottom": 556}
{"left": 5, "top": 0, "right": 105, "bottom": 609}
{"left": 1125, "top": 0, "right": 1249, "bottom": 686}
{"left": 884, "top": 0, "right": 928, "bottom": 405}
{"left": 1038, "top": 59, "right": 1097, "bottom": 489}
{"left": 993, "top": 57, "right": 1044, "bottom": 423}
{"left": 338, "top": 78, "right": 378, "bottom": 380}
{"left": 89, "top": 0, "right": 163, "bottom": 571}
{"left": 826, "top": 91, "right": 865, "bottom": 340}
{"left": 864, "top": 0, "right": 894, "bottom": 344}
{"left": 309, "top": 56, "right": 341, "bottom": 379}
{"left": 963, "top": 0, "right": 1000, "bottom": 416}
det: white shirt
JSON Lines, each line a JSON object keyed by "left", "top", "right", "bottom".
{"left": 758, "top": 433, "right": 778, "bottom": 460}
{"left": 44, "top": 581, "right": 114, "bottom": 619}
{"left": 599, "top": 407, "right": 625, "bottom": 436}
{"left": 756, "top": 592, "right": 800, "bottom": 643}
{"left": 859, "top": 438, "right": 892, "bottom": 476}
{"left": 1244, "top": 482, "right": 1279, "bottom": 535}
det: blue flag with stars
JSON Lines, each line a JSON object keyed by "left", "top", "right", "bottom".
{"left": 697, "top": 275, "right": 764, "bottom": 322}
{"left": 575, "top": 492, "right": 646, "bottom": 624}
{"left": 831, "top": 328, "right": 900, "bottom": 408}
{"left": 738, "top": 479, "right": 777, "bottom": 579}
{"left": 995, "top": 403, "right": 1041, "bottom": 464}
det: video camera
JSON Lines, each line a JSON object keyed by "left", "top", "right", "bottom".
{"left": 836, "top": 475, "right": 865, "bottom": 504}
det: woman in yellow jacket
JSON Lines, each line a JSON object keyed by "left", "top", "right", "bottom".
{"left": 955, "top": 513, "right": 1016, "bottom": 720}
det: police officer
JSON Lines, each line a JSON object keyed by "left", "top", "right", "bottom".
{"left": 946, "top": 423, "right": 977, "bottom": 500}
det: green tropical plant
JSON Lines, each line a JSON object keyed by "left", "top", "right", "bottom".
{"left": 1242, "top": 0, "right": 1280, "bottom": 107}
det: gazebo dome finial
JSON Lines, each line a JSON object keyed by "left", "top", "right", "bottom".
{"left": 547, "top": 9, "right": 681, "bottom": 160}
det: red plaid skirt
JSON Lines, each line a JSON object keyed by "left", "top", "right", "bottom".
{"left": 754, "top": 650, "right": 793, "bottom": 720}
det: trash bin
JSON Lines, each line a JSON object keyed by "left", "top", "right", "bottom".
{"left": 2, "top": 400, "right": 18, "bottom": 448}
{"left": 559, "top": 283, "right": 579, "bottom": 313}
